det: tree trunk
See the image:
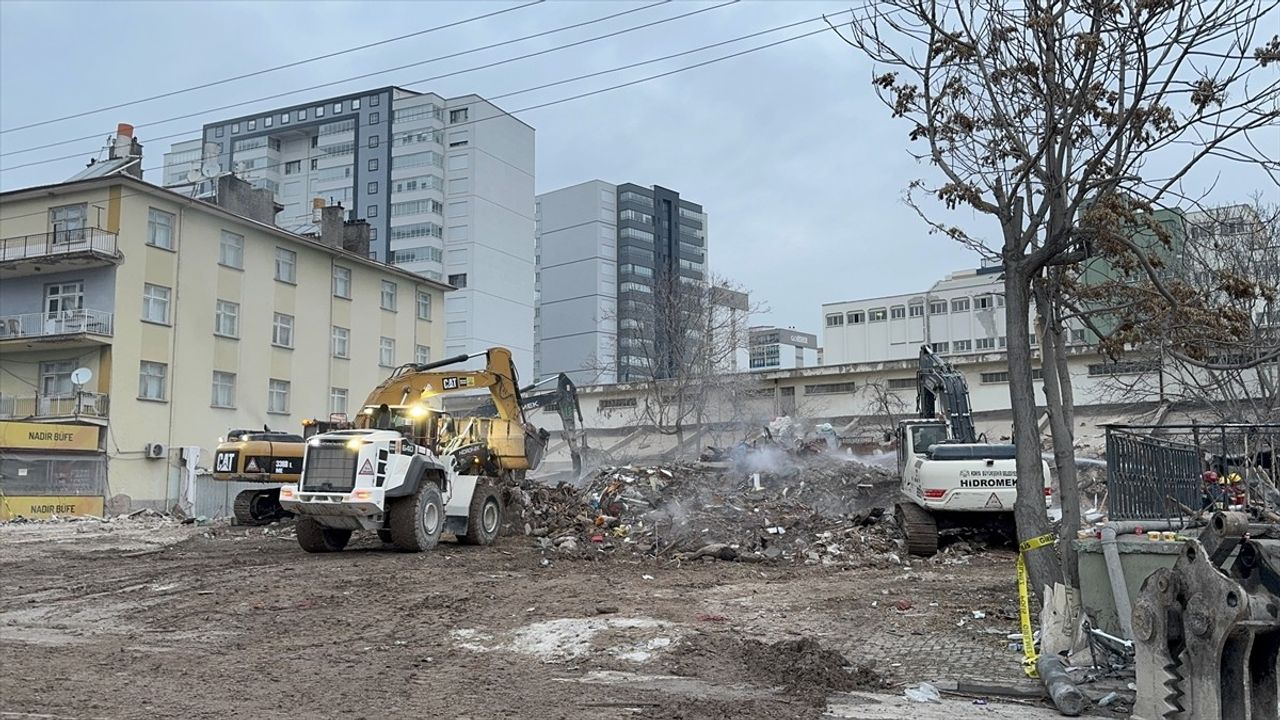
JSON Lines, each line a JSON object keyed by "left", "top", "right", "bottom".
{"left": 1034, "top": 279, "right": 1082, "bottom": 588}
{"left": 1006, "top": 266, "right": 1065, "bottom": 597}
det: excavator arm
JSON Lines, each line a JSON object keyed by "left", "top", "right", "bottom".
{"left": 361, "top": 347, "right": 525, "bottom": 422}
{"left": 916, "top": 345, "right": 978, "bottom": 444}
{"left": 475, "top": 372, "right": 587, "bottom": 474}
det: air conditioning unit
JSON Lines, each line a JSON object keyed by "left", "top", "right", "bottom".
{"left": 145, "top": 443, "right": 168, "bottom": 459}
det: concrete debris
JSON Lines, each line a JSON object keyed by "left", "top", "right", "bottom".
{"left": 503, "top": 452, "right": 911, "bottom": 564}
{"left": 903, "top": 682, "right": 942, "bottom": 703}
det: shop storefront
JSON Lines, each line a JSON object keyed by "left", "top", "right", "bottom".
{"left": 0, "top": 421, "right": 106, "bottom": 519}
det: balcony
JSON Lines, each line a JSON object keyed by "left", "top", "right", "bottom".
{"left": 0, "top": 392, "right": 109, "bottom": 422}
{"left": 0, "top": 228, "right": 122, "bottom": 277}
{"left": 0, "top": 309, "right": 114, "bottom": 350}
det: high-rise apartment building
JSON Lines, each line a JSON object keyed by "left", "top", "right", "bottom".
{"left": 534, "top": 181, "right": 710, "bottom": 384}
{"left": 162, "top": 86, "right": 534, "bottom": 370}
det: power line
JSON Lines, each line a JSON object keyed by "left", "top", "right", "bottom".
{"left": 0, "top": 7, "right": 874, "bottom": 218}
{"left": 0, "top": 1, "right": 545, "bottom": 136}
{"left": 1, "top": 0, "right": 694, "bottom": 160}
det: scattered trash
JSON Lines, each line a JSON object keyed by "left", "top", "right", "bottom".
{"left": 904, "top": 682, "right": 942, "bottom": 703}
{"left": 972, "top": 610, "right": 986, "bottom": 619}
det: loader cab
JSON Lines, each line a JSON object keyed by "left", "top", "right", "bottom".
{"left": 896, "top": 420, "right": 949, "bottom": 475}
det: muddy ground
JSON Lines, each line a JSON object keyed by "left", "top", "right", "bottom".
{"left": 1, "top": 519, "right": 1094, "bottom": 719}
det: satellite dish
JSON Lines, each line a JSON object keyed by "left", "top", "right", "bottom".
{"left": 71, "top": 367, "right": 93, "bottom": 386}
{"left": 201, "top": 160, "right": 220, "bottom": 177}
{"left": 186, "top": 168, "right": 203, "bottom": 184}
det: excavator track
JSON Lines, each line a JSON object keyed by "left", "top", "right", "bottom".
{"left": 233, "top": 489, "right": 291, "bottom": 526}
{"left": 895, "top": 501, "right": 939, "bottom": 556}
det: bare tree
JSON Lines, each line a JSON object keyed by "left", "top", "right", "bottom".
{"left": 857, "top": 379, "right": 912, "bottom": 441}
{"left": 608, "top": 273, "right": 757, "bottom": 443}
{"left": 1086, "top": 201, "right": 1280, "bottom": 421}
{"left": 834, "top": 0, "right": 1280, "bottom": 596}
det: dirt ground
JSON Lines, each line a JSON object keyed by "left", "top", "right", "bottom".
{"left": 1, "top": 518, "right": 1095, "bottom": 719}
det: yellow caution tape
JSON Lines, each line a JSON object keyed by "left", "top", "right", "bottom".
{"left": 1017, "top": 532, "right": 1057, "bottom": 679}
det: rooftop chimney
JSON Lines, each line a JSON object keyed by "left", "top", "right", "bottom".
{"left": 318, "top": 202, "right": 371, "bottom": 257}
{"left": 212, "top": 174, "right": 282, "bottom": 225}
{"left": 108, "top": 123, "right": 143, "bottom": 179}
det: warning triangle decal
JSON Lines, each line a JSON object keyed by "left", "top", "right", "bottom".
{"left": 985, "top": 492, "right": 1003, "bottom": 509}
{"left": 246, "top": 458, "right": 260, "bottom": 472}
{"left": 358, "top": 459, "right": 375, "bottom": 475}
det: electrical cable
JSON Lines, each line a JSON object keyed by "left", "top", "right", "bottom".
{"left": 0, "top": 8, "right": 879, "bottom": 222}
{"left": 0, "top": 0, "right": 545, "bottom": 136}
{"left": 1, "top": 0, "right": 704, "bottom": 160}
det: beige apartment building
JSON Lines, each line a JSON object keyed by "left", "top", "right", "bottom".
{"left": 0, "top": 172, "right": 448, "bottom": 516}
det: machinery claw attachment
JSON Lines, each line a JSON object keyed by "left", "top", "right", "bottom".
{"left": 1132, "top": 512, "right": 1280, "bottom": 720}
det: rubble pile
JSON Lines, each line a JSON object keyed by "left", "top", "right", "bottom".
{"left": 505, "top": 450, "right": 905, "bottom": 564}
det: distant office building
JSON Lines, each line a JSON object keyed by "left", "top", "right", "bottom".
{"left": 534, "top": 181, "right": 710, "bottom": 383}
{"left": 748, "top": 326, "right": 818, "bottom": 370}
{"left": 162, "top": 86, "right": 534, "bottom": 370}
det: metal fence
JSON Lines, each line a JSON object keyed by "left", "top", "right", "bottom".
{"left": 0, "top": 392, "right": 109, "bottom": 420}
{"left": 1105, "top": 423, "right": 1280, "bottom": 521}
{"left": 0, "top": 228, "right": 118, "bottom": 262}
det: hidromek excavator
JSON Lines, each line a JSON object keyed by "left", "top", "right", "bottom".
{"left": 895, "top": 345, "right": 1052, "bottom": 555}
{"left": 277, "top": 347, "right": 549, "bottom": 553}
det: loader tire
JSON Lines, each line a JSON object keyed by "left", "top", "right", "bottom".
{"left": 389, "top": 482, "right": 444, "bottom": 552}
{"left": 458, "top": 485, "right": 502, "bottom": 546}
{"left": 895, "top": 501, "right": 939, "bottom": 556}
{"left": 296, "top": 518, "right": 351, "bottom": 553}
{"left": 376, "top": 529, "right": 393, "bottom": 544}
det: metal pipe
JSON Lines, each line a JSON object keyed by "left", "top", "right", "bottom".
{"left": 1101, "top": 526, "right": 1136, "bottom": 640}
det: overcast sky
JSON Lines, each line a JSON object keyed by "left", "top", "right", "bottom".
{"left": 1, "top": 1, "right": 1273, "bottom": 334}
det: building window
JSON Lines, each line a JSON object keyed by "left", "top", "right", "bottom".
{"left": 369, "top": 94, "right": 380, "bottom": 107}
{"left": 315, "top": 105, "right": 324, "bottom": 118}
{"left": 281, "top": 113, "right": 290, "bottom": 125}
{"left": 380, "top": 280, "right": 397, "bottom": 310}
{"left": 352, "top": 98, "right": 361, "bottom": 110}
{"left": 332, "top": 326, "right": 350, "bottom": 358}
{"left": 264, "top": 116, "right": 273, "bottom": 128}
{"left": 369, "top": 111, "right": 380, "bottom": 124}
{"left": 976, "top": 337, "right": 996, "bottom": 350}
{"left": 138, "top": 361, "right": 168, "bottom": 401}
{"left": 275, "top": 247, "right": 297, "bottom": 283}
{"left": 147, "top": 208, "right": 175, "bottom": 249}
{"left": 368, "top": 181, "right": 378, "bottom": 195}
{"left": 211, "top": 371, "right": 236, "bottom": 408}
{"left": 1088, "top": 360, "right": 1160, "bottom": 376}
{"left": 929, "top": 300, "right": 948, "bottom": 314}
{"left": 215, "top": 300, "right": 240, "bottom": 337}
{"left": 215, "top": 126, "right": 225, "bottom": 137}
{"left": 841, "top": 311, "right": 863, "bottom": 324}
{"left": 981, "top": 371, "right": 1010, "bottom": 384}
{"left": 869, "top": 308, "right": 888, "bottom": 322}
{"left": 909, "top": 303, "right": 924, "bottom": 317}
{"left": 219, "top": 231, "right": 244, "bottom": 268}
{"left": 599, "top": 397, "right": 637, "bottom": 410}
{"left": 415, "top": 344, "right": 430, "bottom": 365}
{"left": 804, "top": 382, "right": 857, "bottom": 395}
{"left": 379, "top": 337, "right": 396, "bottom": 367}
{"left": 284, "top": 160, "right": 301, "bottom": 175}
{"left": 268, "top": 379, "right": 290, "bottom": 414}
{"left": 953, "top": 339, "right": 973, "bottom": 352}
{"left": 333, "top": 102, "right": 343, "bottom": 114}
{"left": 887, "top": 378, "right": 917, "bottom": 390}
{"left": 450, "top": 107, "right": 468, "bottom": 123}
{"left": 310, "top": 158, "right": 318, "bottom": 170}
{"left": 975, "top": 295, "right": 994, "bottom": 310}
{"left": 272, "top": 313, "right": 295, "bottom": 348}
{"left": 231, "top": 122, "right": 240, "bottom": 134}
{"left": 890, "top": 306, "right": 906, "bottom": 320}
{"left": 247, "top": 119, "right": 256, "bottom": 131}
{"left": 417, "top": 291, "right": 432, "bottom": 320}
{"left": 368, "top": 134, "right": 379, "bottom": 148}
{"left": 333, "top": 266, "right": 351, "bottom": 298}
{"left": 297, "top": 109, "right": 306, "bottom": 121}
{"left": 998, "top": 336, "right": 1008, "bottom": 348}
{"left": 49, "top": 203, "right": 87, "bottom": 242}
{"left": 368, "top": 158, "right": 379, "bottom": 172}
{"left": 329, "top": 387, "right": 348, "bottom": 416}
{"left": 448, "top": 273, "right": 467, "bottom": 288}
{"left": 367, "top": 204, "right": 378, "bottom": 218}
{"left": 141, "top": 283, "right": 171, "bottom": 324}
{"left": 825, "top": 313, "right": 844, "bottom": 327}
{"left": 1071, "top": 329, "right": 1087, "bottom": 344}
{"left": 951, "top": 298, "right": 971, "bottom": 312}
{"left": 931, "top": 341, "right": 950, "bottom": 353}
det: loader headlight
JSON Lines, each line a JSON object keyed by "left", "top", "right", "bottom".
{"left": 409, "top": 404, "right": 428, "bottom": 418}
{"left": 346, "top": 438, "right": 364, "bottom": 450}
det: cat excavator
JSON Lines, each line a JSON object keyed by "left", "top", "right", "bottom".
{"left": 212, "top": 417, "right": 351, "bottom": 525}
{"left": 278, "top": 347, "right": 550, "bottom": 552}
{"left": 474, "top": 372, "right": 587, "bottom": 474}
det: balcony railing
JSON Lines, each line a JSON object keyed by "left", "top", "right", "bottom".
{"left": 0, "top": 391, "right": 109, "bottom": 420}
{"left": 0, "top": 228, "right": 119, "bottom": 263}
{"left": 0, "top": 309, "right": 114, "bottom": 340}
